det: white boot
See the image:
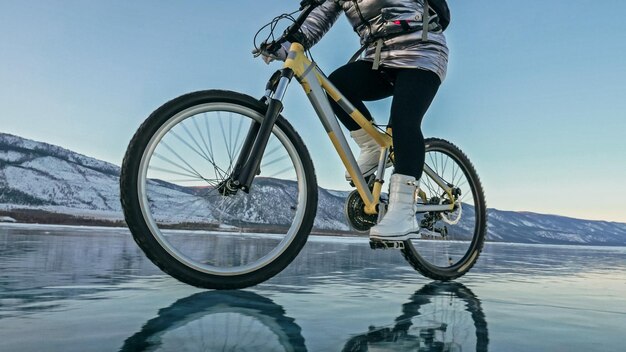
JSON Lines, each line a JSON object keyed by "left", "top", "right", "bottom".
{"left": 345, "top": 129, "right": 383, "bottom": 181}
{"left": 369, "top": 173, "right": 420, "bottom": 241}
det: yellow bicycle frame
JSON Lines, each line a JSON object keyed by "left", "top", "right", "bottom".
{"left": 283, "top": 43, "right": 455, "bottom": 215}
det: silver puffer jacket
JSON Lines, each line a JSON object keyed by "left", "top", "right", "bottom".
{"left": 296, "top": 0, "right": 448, "bottom": 81}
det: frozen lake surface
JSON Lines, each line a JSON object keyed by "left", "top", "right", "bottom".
{"left": 1, "top": 224, "right": 625, "bottom": 351}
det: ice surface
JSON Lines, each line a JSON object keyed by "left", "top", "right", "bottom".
{"left": 1, "top": 224, "right": 625, "bottom": 351}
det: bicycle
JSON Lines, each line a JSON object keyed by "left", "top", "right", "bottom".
{"left": 120, "top": 2, "right": 487, "bottom": 290}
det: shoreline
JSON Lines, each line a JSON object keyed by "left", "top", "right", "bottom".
{"left": 2, "top": 222, "right": 626, "bottom": 249}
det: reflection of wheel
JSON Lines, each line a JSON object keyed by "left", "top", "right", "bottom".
{"left": 342, "top": 282, "right": 489, "bottom": 352}
{"left": 120, "top": 90, "right": 318, "bottom": 289}
{"left": 402, "top": 138, "right": 487, "bottom": 280}
{"left": 120, "top": 290, "right": 306, "bottom": 352}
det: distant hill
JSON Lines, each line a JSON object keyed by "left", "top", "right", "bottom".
{"left": 1, "top": 132, "right": 625, "bottom": 245}
{"left": 0, "top": 132, "right": 347, "bottom": 232}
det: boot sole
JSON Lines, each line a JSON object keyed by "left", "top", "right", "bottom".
{"left": 370, "top": 231, "right": 420, "bottom": 242}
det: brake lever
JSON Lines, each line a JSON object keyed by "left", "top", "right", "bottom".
{"left": 266, "top": 41, "right": 281, "bottom": 53}
{"left": 252, "top": 41, "right": 283, "bottom": 59}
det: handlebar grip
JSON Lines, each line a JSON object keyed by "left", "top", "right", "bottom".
{"left": 284, "top": 1, "right": 322, "bottom": 41}
{"left": 299, "top": 0, "right": 323, "bottom": 11}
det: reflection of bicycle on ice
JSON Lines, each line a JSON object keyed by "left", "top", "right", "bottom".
{"left": 119, "top": 290, "right": 306, "bottom": 352}
{"left": 119, "top": 282, "right": 487, "bottom": 351}
{"left": 342, "top": 282, "right": 489, "bottom": 352}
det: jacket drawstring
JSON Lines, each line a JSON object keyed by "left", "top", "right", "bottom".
{"left": 372, "top": 38, "right": 384, "bottom": 70}
{"left": 422, "top": 0, "right": 430, "bottom": 42}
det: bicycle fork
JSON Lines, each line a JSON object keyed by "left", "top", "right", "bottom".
{"left": 220, "top": 68, "right": 295, "bottom": 194}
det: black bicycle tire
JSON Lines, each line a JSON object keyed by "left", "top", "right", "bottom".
{"left": 401, "top": 138, "right": 487, "bottom": 280}
{"left": 120, "top": 90, "right": 318, "bottom": 289}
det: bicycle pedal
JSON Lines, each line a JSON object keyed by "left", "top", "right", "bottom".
{"left": 369, "top": 239, "right": 405, "bottom": 250}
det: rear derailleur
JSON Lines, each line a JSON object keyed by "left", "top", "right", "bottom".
{"left": 419, "top": 196, "right": 449, "bottom": 239}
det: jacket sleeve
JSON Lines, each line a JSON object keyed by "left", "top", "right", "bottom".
{"left": 288, "top": 1, "right": 342, "bottom": 49}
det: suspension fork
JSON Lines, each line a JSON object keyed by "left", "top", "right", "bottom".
{"left": 229, "top": 68, "right": 294, "bottom": 193}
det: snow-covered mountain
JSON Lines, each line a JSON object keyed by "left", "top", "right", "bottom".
{"left": 0, "top": 133, "right": 122, "bottom": 216}
{"left": 1, "top": 132, "right": 625, "bottom": 245}
{"left": 486, "top": 209, "right": 626, "bottom": 245}
{"left": 0, "top": 132, "right": 348, "bottom": 231}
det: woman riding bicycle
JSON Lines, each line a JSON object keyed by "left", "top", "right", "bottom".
{"left": 261, "top": 0, "right": 449, "bottom": 241}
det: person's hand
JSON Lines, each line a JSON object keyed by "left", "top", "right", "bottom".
{"left": 299, "top": 0, "right": 325, "bottom": 9}
{"left": 252, "top": 41, "right": 291, "bottom": 65}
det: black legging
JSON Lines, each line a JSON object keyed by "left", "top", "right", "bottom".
{"left": 328, "top": 60, "right": 441, "bottom": 180}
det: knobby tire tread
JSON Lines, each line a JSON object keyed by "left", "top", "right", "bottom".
{"left": 400, "top": 138, "right": 487, "bottom": 281}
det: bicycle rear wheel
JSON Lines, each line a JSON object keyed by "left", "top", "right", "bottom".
{"left": 401, "top": 138, "right": 486, "bottom": 280}
{"left": 120, "top": 90, "right": 317, "bottom": 289}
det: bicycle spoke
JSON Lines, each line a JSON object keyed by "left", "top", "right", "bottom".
{"left": 267, "top": 165, "right": 295, "bottom": 179}
{"left": 217, "top": 112, "right": 234, "bottom": 168}
{"left": 203, "top": 113, "right": 220, "bottom": 181}
{"left": 192, "top": 115, "right": 216, "bottom": 165}
{"left": 161, "top": 179, "right": 222, "bottom": 186}
{"left": 153, "top": 150, "right": 210, "bottom": 183}
{"left": 167, "top": 131, "right": 228, "bottom": 180}
{"left": 227, "top": 117, "right": 246, "bottom": 175}
{"left": 429, "top": 152, "right": 438, "bottom": 174}
{"left": 181, "top": 121, "right": 214, "bottom": 169}
{"left": 439, "top": 154, "right": 448, "bottom": 182}
{"left": 422, "top": 170, "right": 438, "bottom": 198}
{"left": 169, "top": 196, "right": 209, "bottom": 221}
{"left": 150, "top": 193, "right": 207, "bottom": 222}
{"left": 228, "top": 113, "right": 233, "bottom": 162}
{"left": 449, "top": 162, "right": 460, "bottom": 189}
{"left": 149, "top": 164, "right": 204, "bottom": 181}
{"left": 261, "top": 155, "right": 288, "bottom": 170}
{"left": 455, "top": 179, "right": 468, "bottom": 190}
{"left": 214, "top": 194, "right": 245, "bottom": 219}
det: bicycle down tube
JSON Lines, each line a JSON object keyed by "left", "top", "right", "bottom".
{"left": 283, "top": 43, "right": 455, "bottom": 214}
{"left": 283, "top": 43, "right": 387, "bottom": 215}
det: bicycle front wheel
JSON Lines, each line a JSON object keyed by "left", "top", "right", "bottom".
{"left": 120, "top": 90, "right": 317, "bottom": 289}
{"left": 401, "top": 138, "right": 487, "bottom": 280}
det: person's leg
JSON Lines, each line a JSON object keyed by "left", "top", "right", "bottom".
{"left": 328, "top": 61, "right": 394, "bottom": 131}
{"left": 389, "top": 69, "right": 441, "bottom": 180}
{"left": 328, "top": 61, "right": 395, "bottom": 180}
{"left": 370, "top": 68, "right": 441, "bottom": 241}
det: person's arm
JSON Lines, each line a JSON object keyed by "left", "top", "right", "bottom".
{"left": 287, "top": 0, "right": 342, "bottom": 49}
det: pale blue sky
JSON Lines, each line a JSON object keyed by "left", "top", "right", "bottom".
{"left": 1, "top": 1, "right": 625, "bottom": 222}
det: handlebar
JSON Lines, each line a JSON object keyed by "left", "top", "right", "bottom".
{"left": 298, "top": 0, "right": 323, "bottom": 11}
{"left": 267, "top": 1, "right": 322, "bottom": 52}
